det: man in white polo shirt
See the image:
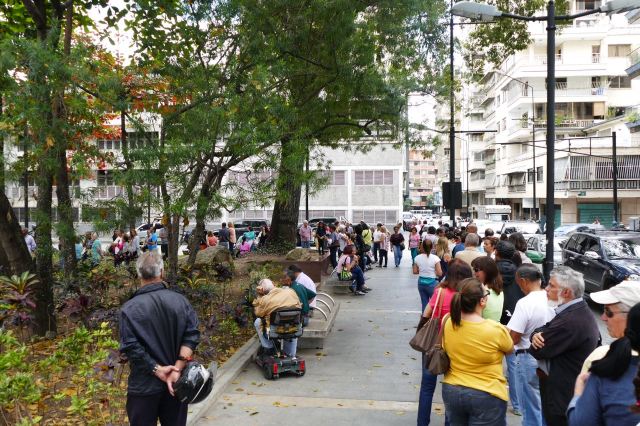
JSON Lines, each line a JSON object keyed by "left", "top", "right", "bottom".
{"left": 286, "top": 264, "right": 317, "bottom": 310}
{"left": 507, "top": 264, "right": 555, "bottom": 423}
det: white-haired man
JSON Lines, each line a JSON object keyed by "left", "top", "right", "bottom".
{"left": 119, "top": 252, "right": 200, "bottom": 426}
{"left": 253, "top": 279, "right": 301, "bottom": 356}
{"left": 454, "top": 233, "right": 484, "bottom": 267}
{"left": 529, "top": 266, "right": 599, "bottom": 426}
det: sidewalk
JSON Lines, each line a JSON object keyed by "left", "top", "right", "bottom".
{"left": 196, "top": 252, "right": 521, "bottom": 426}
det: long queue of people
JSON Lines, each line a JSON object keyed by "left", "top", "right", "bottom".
{"left": 413, "top": 223, "right": 640, "bottom": 426}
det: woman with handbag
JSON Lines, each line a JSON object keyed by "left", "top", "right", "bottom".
{"left": 336, "top": 246, "right": 367, "bottom": 296}
{"left": 441, "top": 278, "right": 514, "bottom": 426}
{"left": 416, "top": 259, "right": 472, "bottom": 426}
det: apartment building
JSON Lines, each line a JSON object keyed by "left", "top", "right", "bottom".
{"left": 460, "top": 0, "right": 640, "bottom": 227}
{"left": 408, "top": 149, "right": 439, "bottom": 209}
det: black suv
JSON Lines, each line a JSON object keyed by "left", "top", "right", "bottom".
{"left": 562, "top": 231, "right": 640, "bottom": 293}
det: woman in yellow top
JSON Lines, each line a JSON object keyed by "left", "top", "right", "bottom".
{"left": 442, "top": 278, "right": 514, "bottom": 426}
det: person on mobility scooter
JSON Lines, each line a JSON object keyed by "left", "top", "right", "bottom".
{"left": 253, "top": 279, "right": 306, "bottom": 379}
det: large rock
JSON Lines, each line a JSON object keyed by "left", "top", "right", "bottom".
{"left": 285, "top": 248, "right": 313, "bottom": 262}
{"left": 180, "top": 246, "right": 233, "bottom": 270}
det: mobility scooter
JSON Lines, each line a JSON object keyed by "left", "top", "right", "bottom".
{"left": 255, "top": 307, "right": 306, "bottom": 380}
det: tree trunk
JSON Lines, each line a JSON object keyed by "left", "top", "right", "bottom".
{"left": 34, "top": 156, "right": 56, "bottom": 335}
{"left": 186, "top": 170, "right": 224, "bottom": 266}
{"left": 0, "top": 188, "right": 34, "bottom": 275}
{"left": 267, "top": 138, "right": 305, "bottom": 251}
{"left": 166, "top": 213, "right": 181, "bottom": 285}
{"left": 121, "top": 109, "right": 138, "bottom": 230}
{"left": 55, "top": 147, "right": 77, "bottom": 279}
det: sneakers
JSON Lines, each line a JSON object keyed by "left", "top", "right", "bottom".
{"left": 349, "top": 284, "right": 356, "bottom": 293}
{"left": 362, "top": 286, "right": 372, "bottom": 292}
{"left": 354, "top": 290, "right": 366, "bottom": 296}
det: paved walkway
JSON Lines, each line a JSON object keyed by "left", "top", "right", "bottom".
{"left": 199, "top": 252, "right": 521, "bottom": 426}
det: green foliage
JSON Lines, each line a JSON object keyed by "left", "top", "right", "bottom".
{"left": 626, "top": 111, "right": 640, "bottom": 124}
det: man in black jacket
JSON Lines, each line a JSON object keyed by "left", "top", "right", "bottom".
{"left": 530, "top": 266, "right": 599, "bottom": 426}
{"left": 119, "top": 252, "right": 200, "bottom": 426}
{"left": 495, "top": 240, "right": 525, "bottom": 415}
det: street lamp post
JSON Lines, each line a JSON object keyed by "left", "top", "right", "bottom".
{"left": 452, "top": 0, "right": 640, "bottom": 282}
{"left": 449, "top": 0, "right": 456, "bottom": 228}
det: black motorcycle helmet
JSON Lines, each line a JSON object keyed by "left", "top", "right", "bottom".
{"left": 174, "top": 361, "right": 217, "bottom": 404}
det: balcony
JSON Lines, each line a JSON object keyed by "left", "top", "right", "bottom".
{"left": 94, "top": 185, "right": 124, "bottom": 199}
{"left": 555, "top": 155, "right": 640, "bottom": 192}
{"left": 534, "top": 54, "right": 563, "bottom": 65}
{"left": 508, "top": 184, "right": 526, "bottom": 193}
{"left": 486, "top": 161, "right": 496, "bottom": 171}
{"left": 626, "top": 47, "right": 640, "bottom": 80}
{"left": 534, "top": 119, "right": 596, "bottom": 129}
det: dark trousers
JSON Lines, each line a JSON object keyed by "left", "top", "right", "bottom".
{"left": 329, "top": 246, "right": 338, "bottom": 268}
{"left": 538, "top": 369, "right": 568, "bottom": 426}
{"left": 127, "top": 391, "right": 188, "bottom": 426}
{"left": 372, "top": 242, "right": 380, "bottom": 262}
{"left": 378, "top": 249, "right": 388, "bottom": 267}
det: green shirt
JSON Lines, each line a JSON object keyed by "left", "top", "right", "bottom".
{"left": 482, "top": 289, "right": 504, "bottom": 322}
{"left": 290, "top": 282, "right": 316, "bottom": 315}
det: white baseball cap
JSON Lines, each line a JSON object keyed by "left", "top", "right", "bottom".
{"left": 590, "top": 280, "right": 640, "bottom": 307}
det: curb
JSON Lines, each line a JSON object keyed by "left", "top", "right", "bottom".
{"left": 186, "top": 336, "right": 260, "bottom": 425}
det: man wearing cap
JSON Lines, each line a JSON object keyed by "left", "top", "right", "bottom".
{"left": 580, "top": 279, "right": 640, "bottom": 373}
{"left": 253, "top": 279, "right": 301, "bottom": 356}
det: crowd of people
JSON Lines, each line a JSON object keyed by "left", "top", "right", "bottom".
{"left": 411, "top": 220, "right": 640, "bottom": 426}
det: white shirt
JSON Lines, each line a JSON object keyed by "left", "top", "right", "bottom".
{"left": 24, "top": 234, "right": 36, "bottom": 253}
{"left": 507, "top": 290, "right": 555, "bottom": 350}
{"left": 296, "top": 272, "right": 317, "bottom": 308}
{"left": 414, "top": 253, "right": 440, "bottom": 278}
{"left": 373, "top": 230, "right": 382, "bottom": 243}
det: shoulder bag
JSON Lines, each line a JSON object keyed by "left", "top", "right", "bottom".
{"left": 426, "top": 314, "right": 450, "bottom": 375}
{"left": 409, "top": 288, "right": 445, "bottom": 352}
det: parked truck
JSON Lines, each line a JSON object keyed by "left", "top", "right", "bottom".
{"left": 476, "top": 205, "right": 511, "bottom": 222}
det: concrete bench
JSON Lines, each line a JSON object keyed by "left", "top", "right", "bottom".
{"left": 299, "top": 292, "right": 340, "bottom": 349}
{"left": 322, "top": 273, "right": 354, "bottom": 295}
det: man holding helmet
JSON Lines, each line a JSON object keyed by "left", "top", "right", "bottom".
{"left": 119, "top": 252, "right": 200, "bottom": 426}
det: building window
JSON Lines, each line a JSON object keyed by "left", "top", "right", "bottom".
{"left": 297, "top": 210, "right": 346, "bottom": 222}
{"left": 354, "top": 170, "right": 394, "bottom": 186}
{"left": 329, "top": 170, "right": 345, "bottom": 185}
{"left": 444, "top": 148, "right": 450, "bottom": 157}
{"left": 536, "top": 166, "right": 544, "bottom": 182}
{"left": 608, "top": 44, "right": 631, "bottom": 57}
{"left": 128, "top": 132, "right": 159, "bottom": 150}
{"left": 528, "top": 168, "right": 535, "bottom": 183}
{"left": 608, "top": 76, "right": 631, "bottom": 89}
{"left": 577, "top": 0, "right": 601, "bottom": 10}
{"left": 97, "top": 139, "right": 121, "bottom": 150}
{"left": 97, "top": 170, "right": 115, "bottom": 186}
{"left": 351, "top": 210, "right": 397, "bottom": 225}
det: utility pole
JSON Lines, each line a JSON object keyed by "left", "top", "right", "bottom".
{"left": 612, "top": 131, "right": 619, "bottom": 226}
{"left": 543, "top": 0, "right": 556, "bottom": 283}
{"left": 449, "top": 0, "right": 456, "bottom": 227}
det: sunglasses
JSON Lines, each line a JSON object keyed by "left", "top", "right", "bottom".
{"left": 604, "top": 307, "right": 629, "bottom": 318}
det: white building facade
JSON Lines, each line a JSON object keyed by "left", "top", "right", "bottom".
{"left": 460, "top": 2, "right": 640, "bottom": 227}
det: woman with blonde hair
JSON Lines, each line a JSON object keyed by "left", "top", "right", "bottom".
{"left": 435, "top": 236, "right": 452, "bottom": 280}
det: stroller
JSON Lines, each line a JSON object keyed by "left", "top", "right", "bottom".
{"left": 254, "top": 307, "right": 306, "bottom": 380}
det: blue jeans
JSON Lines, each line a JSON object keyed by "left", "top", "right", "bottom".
{"left": 514, "top": 352, "right": 544, "bottom": 426}
{"left": 351, "top": 265, "right": 365, "bottom": 291}
{"left": 506, "top": 353, "right": 521, "bottom": 412}
{"left": 411, "top": 247, "right": 419, "bottom": 264}
{"left": 442, "top": 383, "right": 507, "bottom": 426}
{"left": 393, "top": 245, "right": 403, "bottom": 266}
{"left": 301, "top": 240, "right": 310, "bottom": 248}
{"left": 418, "top": 361, "right": 450, "bottom": 426}
{"left": 418, "top": 279, "right": 436, "bottom": 313}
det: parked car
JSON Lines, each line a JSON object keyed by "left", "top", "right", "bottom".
{"left": 554, "top": 223, "right": 606, "bottom": 248}
{"left": 562, "top": 231, "right": 640, "bottom": 293}
{"left": 499, "top": 220, "right": 542, "bottom": 236}
{"left": 525, "top": 234, "right": 563, "bottom": 266}
{"left": 135, "top": 221, "right": 164, "bottom": 242}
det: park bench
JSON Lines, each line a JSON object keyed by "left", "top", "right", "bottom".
{"left": 299, "top": 291, "right": 340, "bottom": 349}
